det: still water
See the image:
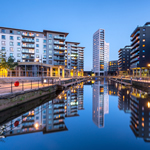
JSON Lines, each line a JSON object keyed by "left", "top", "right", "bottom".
{"left": 0, "top": 79, "right": 150, "bottom": 150}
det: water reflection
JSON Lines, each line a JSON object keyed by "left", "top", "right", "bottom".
{"left": 92, "top": 80, "right": 109, "bottom": 128}
{"left": 0, "top": 83, "right": 84, "bottom": 138}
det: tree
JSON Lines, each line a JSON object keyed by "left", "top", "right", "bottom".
{"left": 6, "top": 57, "right": 18, "bottom": 70}
{"left": 0, "top": 58, "right": 7, "bottom": 70}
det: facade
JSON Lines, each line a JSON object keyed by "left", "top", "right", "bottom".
{"left": 130, "top": 88, "right": 150, "bottom": 142}
{"left": 65, "top": 42, "right": 84, "bottom": 77}
{"left": 118, "top": 45, "right": 131, "bottom": 75}
{"left": 93, "top": 29, "right": 109, "bottom": 76}
{"left": 108, "top": 60, "right": 118, "bottom": 76}
{"left": 0, "top": 27, "right": 84, "bottom": 77}
{"left": 130, "top": 22, "right": 150, "bottom": 77}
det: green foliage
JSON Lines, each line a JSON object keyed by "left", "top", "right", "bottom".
{"left": 0, "top": 56, "right": 18, "bottom": 70}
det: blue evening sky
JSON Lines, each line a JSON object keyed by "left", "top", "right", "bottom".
{"left": 0, "top": 0, "right": 149, "bottom": 71}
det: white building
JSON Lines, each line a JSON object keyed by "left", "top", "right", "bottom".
{"left": 93, "top": 29, "right": 109, "bottom": 76}
{"left": 104, "top": 42, "right": 109, "bottom": 75}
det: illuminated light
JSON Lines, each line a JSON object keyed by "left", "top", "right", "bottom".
{"left": 142, "top": 123, "right": 144, "bottom": 127}
{"left": 148, "top": 64, "right": 150, "bottom": 67}
{"left": 34, "top": 123, "right": 39, "bottom": 129}
{"left": 44, "top": 79, "right": 47, "bottom": 83}
{"left": 59, "top": 96, "right": 62, "bottom": 99}
{"left": 143, "top": 39, "right": 145, "bottom": 42}
{"left": 142, "top": 117, "right": 144, "bottom": 121}
{"left": 148, "top": 102, "right": 150, "bottom": 108}
{"left": 127, "top": 90, "right": 129, "bottom": 95}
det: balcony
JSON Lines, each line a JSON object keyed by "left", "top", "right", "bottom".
{"left": 22, "top": 44, "right": 35, "bottom": 48}
{"left": 71, "top": 45, "right": 78, "bottom": 47}
{"left": 130, "top": 57, "right": 139, "bottom": 64}
{"left": 131, "top": 36, "right": 140, "bottom": 46}
{"left": 22, "top": 56, "right": 35, "bottom": 59}
{"left": 54, "top": 62, "right": 65, "bottom": 66}
{"left": 54, "top": 41, "right": 65, "bottom": 45}
{"left": 22, "top": 33, "right": 35, "bottom": 37}
{"left": 131, "top": 41, "right": 140, "bottom": 50}
{"left": 131, "top": 46, "right": 140, "bottom": 55}
{"left": 54, "top": 57, "right": 65, "bottom": 61}
{"left": 71, "top": 61, "right": 78, "bottom": 64}
{"left": 71, "top": 48, "right": 78, "bottom": 51}
{"left": 54, "top": 47, "right": 65, "bottom": 50}
{"left": 54, "top": 52, "right": 65, "bottom": 56}
{"left": 71, "top": 51, "right": 78, "bottom": 54}
{"left": 131, "top": 31, "right": 140, "bottom": 41}
{"left": 131, "top": 52, "right": 139, "bottom": 59}
{"left": 22, "top": 39, "right": 35, "bottom": 43}
{"left": 54, "top": 36, "right": 65, "bottom": 40}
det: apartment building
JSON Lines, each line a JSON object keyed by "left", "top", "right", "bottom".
{"left": 0, "top": 27, "right": 84, "bottom": 77}
{"left": 65, "top": 42, "right": 84, "bottom": 77}
{"left": 130, "top": 88, "right": 150, "bottom": 142}
{"left": 93, "top": 29, "right": 109, "bottom": 76}
{"left": 108, "top": 60, "right": 118, "bottom": 75}
{"left": 130, "top": 22, "right": 150, "bottom": 77}
{"left": 118, "top": 46, "right": 131, "bottom": 75}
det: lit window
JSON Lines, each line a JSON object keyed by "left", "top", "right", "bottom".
{"left": 36, "top": 39, "right": 39, "bottom": 42}
{"left": 10, "top": 36, "right": 13, "bottom": 40}
{"left": 142, "top": 123, "right": 144, "bottom": 127}
{"left": 143, "top": 39, "right": 145, "bottom": 42}
{"left": 10, "top": 42, "right": 14, "bottom": 46}
{"left": 143, "top": 55, "right": 145, "bottom": 58}
{"left": 1, "top": 41, "right": 5, "bottom": 45}
{"left": 143, "top": 50, "right": 145, "bottom": 52}
{"left": 142, "top": 117, "right": 144, "bottom": 121}
{"left": 10, "top": 47, "right": 14, "bottom": 52}
{"left": 17, "top": 53, "right": 20, "bottom": 57}
{"left": 2, "top": 35, "right": 5, "bottom": 39}
{"left": 36, "top": 49, "right": 39, "bottom": 53}
{"left": 36, "top": 54, "right": 39, "bottom": 58}
{"left": 49, "top": 34, "right": 52, "bottom": 38}
{"left": 143, "top": 45, "right": 145, "bottom": 47}
{"left": 36, "top": 34, "right": 39, "bottom": 36}
{"left": 49, "top": 39, "right": 52, "bottom": 43}
{"left": 17, "top": 37, "right": 20, "bottom": 40}
{"left": 143, "top": 34, "right": 145, "bottom": 36}
{"left": 17, "top": 48, "right": 20, "bottom": 51}
{"left": 143, "top": 28, "right": 145, "bottom": 31}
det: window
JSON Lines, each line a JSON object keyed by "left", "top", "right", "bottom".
{"left": 17, "top": 42, "right": 20, "bottom": 46}
{"left": 49, "top": 55, "right": 52, "bottom": 59}
{"left": 49, "top": 34, "right": 52, "bottom": 38}
{"left": 43, "top": 39, "right": 46, "bottom": 43}
{"left": 2, "top": 35, "right": 5, "bottom": 39}
{"left": 143, "top": 39, "right": 145, "bottom": 42}
{"left": 10, "top": 53, "right": 13, "bottom": 57}
{"left": 1, "top": 29, "right": 5, "bottom": 33}
{"left": 43, "top": 50, "right": 46, "bottom": 53}
{"left": 10, "top": 30, "right": 14, "bottom": 34}
{"left": 143, "top": 55, "right": 145, "bottom": 58}
{"left": 43, "top": 120, "right": 46, "bottom": 124}
{"left": 43, "top": 115, "right": 46, "bottom": 119}
{"left": 143, "top": 50, "right": 145, "bottom": 52}
{"left": 36, "top": 54, "right": 39, "bottom": 58}
{"left": 143, "top": 44, "right": 145, "bottom": 47}
{"left": 49, "top": 50, "right": 52, "bottom": 54}
{"left": 43, "top": 45, "right": 46, "bottom": 48}
{"left": 10, "top": 36, "right": 13, "bottom": 40}
{"left": 1, "top": 41, "right": 5, "bottom": 45}
{"left": 10, "top": 47, "right": 14, "bottom": 52}
{"left": 2, "top": 47, "right": 5, "bottom": 51}
{"left": 36, "top": 44, "right": 39, "bottom": 47}
{"left": 17, "top": 37, "right": 20, "bottom": 40}
{"left": 48, "top": 121, "right": 52, "bottom": 124}
{"left": 143, "top": 28, "right": 145, "bottom": 31}
{"left": 36, "top": 39, "right": 39, "bottom": 42}
{"left": 49, "top": 45, "right": 52, "bottom": 49}
{"left": 17, "top": 48, "right": 21, "bottom": 51}
{"left": 17, "top": 31, "right": 20, "bottom": 34}
{"left": 143, "top": 34, "right": 145, "bottom": 36}
{"left": 43, "top": 55, "right": 46, "bottom": 59}
{"left": 36, "top": 116, "right": 39, "bottom": 120}
{"left": 36, "top": 49, "right": 39, "bottom": 53}
{"left": 10, "top": 42, "right": 14, "bottom": 46}
{"left": 36, "top": 34, "right": 39, "bottom": 36}
{"left": 49, "top": 60, "right": 52, "bottom": 64}
{"left": 49, "top": 39, "right": 52, "bottom": 43}
{"left": 17, "top": 53, "right": 21, "bottom": 57}
{"left": 49, "top": 115, "right": 52, "bottom": 119}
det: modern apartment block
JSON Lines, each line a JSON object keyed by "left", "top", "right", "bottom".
{"left": 65, "top": 42, "right": 84, "bottom": 77}
{"left": 130, "top": 22, "right": 150, "bottom": 77}
{"left": 93, "top": 29, "right": 109, "bottom": 76}
{"left": 118, "top": 46, "right": 131, "bottom": 75}
{"left": 130, "top": 88, "right": 150, "bottom": 142}
{"left": 108, "top": 60, "right": 118, "bottom": 75}
{"left": 0, "top": 27, "right": 84, "bottom": 77}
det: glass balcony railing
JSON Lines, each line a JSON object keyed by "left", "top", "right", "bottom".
{"left": 22, "top": 56, "right": 35, "bottom": 59}
{"left": 54, "top": 36, "right": 65, "bottom": 40}
{"left": 71, "top": 48, "right": 78, "bottom": 51}
{"left": 54, "top": 41, "right": 65, "bottom": 45}
{"left": 22, "top": 39, "right": 35, "bottom": 42}
{"left": 54, "top": 62, "right": 65, "bottom": 65}
{"left": 54, "top": 57, "right": 65, "bottom": 60}
{"left": 71, "top": 51, "right": 78, "bottom": 54}
{"left": 54, "top": 47, "right": 65, "bottom": 50}
{"left": 22, "top": 33, "right": 35, "bottom": 37}
{"left": 54, "top": 52, "right": 65, "bottom": 55}
{"left": 22, "top": 45, "right": 35, "bottom": 48}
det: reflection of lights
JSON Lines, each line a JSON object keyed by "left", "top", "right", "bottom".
{"left": 59, "top": 96, "right": 62, "bottom": 99}
{"left": 127, "top": 90, "right": 129, "bottom": 95}
{"left": 148, "top": 102, "right": 150, "bottom": 108}
{"left": 34, "top": 123, "right": 39, "bottom": 129}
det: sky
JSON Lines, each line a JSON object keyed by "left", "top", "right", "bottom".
{"left": 0, "top": 0, "right": 150, "bottom": 71}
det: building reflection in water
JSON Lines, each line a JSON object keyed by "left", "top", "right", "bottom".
{"left": 130, "top": 88, "right": 150, "bottom": 142}
{"left": 92, "top": 80, "right": 109, "bottom": 128}
{"left": 0, "top": 83, "right": 84, "bottom": 138}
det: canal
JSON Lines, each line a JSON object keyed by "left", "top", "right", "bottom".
{"left": 0, "top": 79, "right": 150, "bottom": 150}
